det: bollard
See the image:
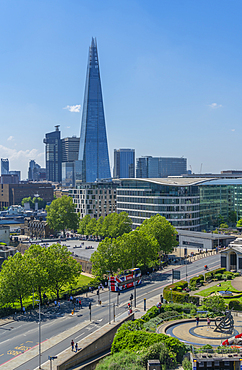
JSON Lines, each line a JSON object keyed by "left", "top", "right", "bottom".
{"left": 144, "top": 298, "right": 146, "bottom": 311}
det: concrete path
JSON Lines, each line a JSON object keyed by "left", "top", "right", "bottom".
{"left": 231, "top": 276, "right": 242, "bottom": 291}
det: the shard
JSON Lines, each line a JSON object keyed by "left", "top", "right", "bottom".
{"left": 76, "top": 38, "right": 111, "bottom": 183}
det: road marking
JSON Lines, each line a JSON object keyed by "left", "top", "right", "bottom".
{"left": 0, "top": 355, "right": 3, "bottom": 357}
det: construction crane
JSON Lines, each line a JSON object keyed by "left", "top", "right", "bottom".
{"left": 200, "top": 163, "right": 203, "bottom": 174}
{"left": 189, "top": 165, "right": 193, "bottom": 174}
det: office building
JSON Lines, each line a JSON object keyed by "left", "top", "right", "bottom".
{"left": 113, "top": 149, "right": 135, "bottom": 179}
{"left": 1, "top": 159, "right": 9, "bottom": 175}
{"left": 136, "top": 156, "right": 187, "bottom": 178}
{"left": 116, "top": 177, "right": 242, "bottom": 231}
{"left": 61, "top": 136, "right": 80, "bottom": 187}
{"left": 28, "top": 160, "right": 46, "bottom": 181}
{"left": 69, "top": 181, "right": 117, "bottom": 219}
{"left": 1, "top": 174, "right": 19, "bottom": 184}
{"left": 76, "top": 38, "right": 111, "bottom": 183}
{"left": 0, "top": 183, "right": 54, "bottom": 209}
{"left": 61, "top": 137, "right": 80, "bottom": 163}
{"left": 43, "top": 125, "right": 62, "bottom": 183}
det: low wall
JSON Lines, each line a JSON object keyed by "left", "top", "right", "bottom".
{"left": 74, "top": 257, "right": 92, "bottom": 274}
{"left": 56, "top": 313, "right": 134, "bottom": 370}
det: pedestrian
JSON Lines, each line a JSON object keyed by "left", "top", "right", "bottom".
{"left": 207, "top": 317, "right": 210, "bottom": 328}
{"left": 54, "top": 300, "right": 57, "bottom": 307}
{"left": 76, "top": 298, "right": 79, "bottom": 305}
{"left": 75, "top": 342, "right": 78, "bottom": 352}
{"left": 196, "top": 316, "right": 199, "bottom": 327}
{"left": 70, "top": 295, "right": 73, "bottom": 303}
{"left": 79, "top": 299, "right": 82, "bottom": 308}
{"left": 71, "top": 339, "right": 74, "bottom": 351}
{"left": 58, "top": 301, "right": 60, "bottom": 309}
{"left": 23, "top": 306, "right": 26, "bottom": 315}
{"left": 105, "top": 281, "right": 107, "bottom": 288}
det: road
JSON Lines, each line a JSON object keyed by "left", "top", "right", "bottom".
{"left": 0, "top": 253, "right": 220, "bottom": 369}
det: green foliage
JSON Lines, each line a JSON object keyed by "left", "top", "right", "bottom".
{"left": 78, "top": 212, "right": 132, "bottom": 238}
{"left": 96, "top": 351, "right": 144, "bottom": 370}
{"left": 91, "top": 230, "right": 159, "bottom": 277}
{"left": 142, "top": 306, "right": 160, "bottom": 322}
{"left": 0, "top": 253, "right": 32, "bottom": 310}
{"left": 46, "top": 195, "right": 79, "bottom": 235}
{"left": 144, "top": 311, "right": 181, "bottom": 332}
{"left": 45, "top": 244, "right": 82, "bottom": 300}
{"left": 237, "top": 218, "right": 242, "bottom": 228}
{"left": 229, "top": 300, "right": 242, "bottom": 310}
{"left": 214, "top": 273, "right": 222, "bottom": 280}
{"left": 228, "top": 211, "right": 237, "bottom": 225}
{"left": 182, "top": 357, "right": 192, "bottom": 370}
{"left": 163, "top": 281, "right": 189, "bottom": 303}
{"left": 202, "top": 296, "right": 226, "bottom": 314}
{"left": 139, "top": 343, "right": 177, "bottom": 369}
{"left": 189, "top": 275, "right": 204, "bottom": 288}
{"left": 205, "top": 268, "right": 226, "bottom": 281}
{"left": 234, "top": 272, "right": 240, "bottom": 277}
{"left": 21, "top": 196, "right": 46, "bottom": 209}
{"left": 139, "top": 214, "right": 178, "bottom": 254}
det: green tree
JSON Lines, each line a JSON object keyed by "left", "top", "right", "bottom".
{"left": 25, "top": 244, "right": 48, "bottom": 305}
{"left": 237, "top": 218, "right": 242, "bottom": 228}
{"left": 78, "top": 214, "right": 91, "bottom": 235}
{"left": 96, "top": 351, "right": 144, "bottom": 370}
{"left": 202, "top": 296, "right": 226, "bottom": 314}
{"left": 119, "top": 229, "right": 159, "bottom": 269}
{"left": 45, "top": 244, "right": 82, "bottom": 300}
{"left": 102, "top": 212, "right": 132, "bottom": 238}
{"left": 46, "top": 195, "right": 79, "bottom": 236}
{"left": 139, "top": 214, "right": 177, "bottom": 254}
{"left": 21, "top": 196, "right": 33, "bottom": 208}
{"left": 90, "top": 237, "right": 120, "bottom": 277}
{"left": 0, "top": 253, "right": 32, "bottom": 310}
{"left": 85, "top": 218, "right": 97, "bottom": 236}
{"left": 95, "top": 216, "right": 104, "bottom": 236}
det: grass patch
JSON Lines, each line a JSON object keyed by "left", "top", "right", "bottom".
{"left": 195, "top": 281, "right": 239, "bottom": 297}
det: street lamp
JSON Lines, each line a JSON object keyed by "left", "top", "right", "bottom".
{"left": 35, "top": 299, "right": 41, "bottom": 369}
{"left": 106, "top": 271, "right": 111, "bottom": 324}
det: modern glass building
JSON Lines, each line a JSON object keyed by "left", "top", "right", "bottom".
{"left": 113, "top": 149, "right": 135, "bottom": 178}
{"left": 136, "top": 156, "right": 187, "bottom": 178}
{"left": 116, "top": 178, "right": 242, "bottom": 231}
{"left": 1, "top": 159, "right": 9, "bottom": 175}
{"left": 76, "top": 38, "right": 111, "bottom": 183}
{"left": 43, "top": 125, "right": 62, "bottom": 183}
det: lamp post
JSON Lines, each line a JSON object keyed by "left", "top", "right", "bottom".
{"left": 36, "top": 299, "right": 41, "bottom": 369}
{"left": 106, "top": 271, "right": 111, "bottom": 324}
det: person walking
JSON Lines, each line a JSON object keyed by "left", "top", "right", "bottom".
{"left": 75, "top": 342, "right": 78, "bottom": 352}
{"left": 71, "top": 339, "right": 74, "bottom": 351}
{"left": 207, "top": 317, "right": 210, "bottom": 329}
{"left": 79, "top": 299, "right": 82, "bottom": 308}
{"left": 58, "top": 301, "right": 60, "bottom": 309}
{"left": 196, "top": 316, "right": 199, "bottom": 327}
{"left": 54, "top": 300, "right": 57, "bottom": 307}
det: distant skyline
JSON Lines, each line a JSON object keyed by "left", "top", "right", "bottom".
{"left": 1, "top": 1, "right": 242, "bottom": 178}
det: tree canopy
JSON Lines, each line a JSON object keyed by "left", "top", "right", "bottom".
{"left": 78, "top": 212, "right": 132, "bottom": 238}
{"left": 46, "top": 195, "right": 79, "bottom": 236}
{"left": 0, "top": 244, "right": 82, "bottom": 307}
{"left": 139, "top": 214, "right": 178, "bottom": 254}
{"left": 21, "top": 196, "right": 46, "bottom": 209}
{"left": 237, "top": 218, "right": 242, "bottom": 228}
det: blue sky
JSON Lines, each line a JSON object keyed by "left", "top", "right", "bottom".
{"left": 0, "top": 0, "right": 242, "bottom": 178}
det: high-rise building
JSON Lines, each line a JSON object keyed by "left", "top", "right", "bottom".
{"left": 76, "top": 38, "right": 111, "bottom": 183}
{"left": 43, "top": 125, "right": 62, "bottom": 183}
{"left": 113, "top": 149, "right": 135, "bottom": 178}
{"left": 1, "top": 159, "right": 9, "bottom": 175}
{"left": 61, "top": 136, "right": 80, "bottom": 187}
{"left": 28, "top": 160, "right": 46, "bottom": 181}
{"left": 61, "top": 137, "right": 80, "bottom": 163}
{"left": 136, "top": 156, "right": 187, "bottom": 178}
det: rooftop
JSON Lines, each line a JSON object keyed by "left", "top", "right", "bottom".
{"left": 117, "top": 177, "right": 242, "bottom": 187}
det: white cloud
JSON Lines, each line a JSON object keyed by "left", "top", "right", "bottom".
{"left": 208, "top": 103, "right": 222, "bottom": 109}
{"left": 231, "top": 129, "right": 235, "bottom": 132}
{"left": 66, "top": 126, "right": 70, "bottom": 129}
{"left": 0, "top": 144, "right": 44, "bottom": 179}
{"left": 7, "top": 136, "right": 14, "bottom": 141}
{"left": 63, "top": 105, "right": 81, "bottom": 113}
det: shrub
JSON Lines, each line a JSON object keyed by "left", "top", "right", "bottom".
{"left": 222, "top": 274, "right": 227, "bottom": 281}
{"left": 182, "top": 357, "right": 192, "bottom": 370}
{"left": 96, "top": 350, "right": 145, "bottom": 370}
{"left": 234, "top": 272, "right": 240, "bottom": 277}
{"left": 144, "top": 311, "right": 181, "bottom": 332}
{"left": 229, "top": 300, "right": 242, "bottom": 310}
{"left": 163, "top": 281, "right": 189, "bottom": 303}
{"left": 142, "top": 306, "right": 159, "bottom": 322}
{"left": 226, "top": 273, "right": 233, "bottom": 280}
{"left": 189, "top": 275, "right": 204, "bottom": 288}
{"left": 214, "top": 273, "right": 222, "bottom": 280}
{"left": 139, "top": 343, "right": 177, "bottom": 369}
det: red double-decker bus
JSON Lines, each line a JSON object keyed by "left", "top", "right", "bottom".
{"left": 108, "top": 268, "right": 141, "bottom": 292}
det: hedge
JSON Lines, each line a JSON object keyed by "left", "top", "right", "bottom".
{"left": 229, "top": 300, "right": 242, "bottom": 310}
{"left": 163, "top": 280, "right": 189, "bottom": 303}
{"left": 205, "top": 268, "right": 226, "bottom": 281}
{"left": 189, "top": 274, "right": 204, "bottom": 288}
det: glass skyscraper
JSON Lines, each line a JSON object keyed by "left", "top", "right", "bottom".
{"left": 76, "top": 38, "right": 111, "bottom": 183}
{"left": 43, "top": 125, "right": 62, "bottom": 183}
{"left": 113, "top": 149, "right": 135, "bottom": 178}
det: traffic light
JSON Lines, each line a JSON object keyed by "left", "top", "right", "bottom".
{"left": 130, "top": 293, "right": 133, "bottom": 301}
{"left": 89, "top": 302, "right": 91, "bottom": 310}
